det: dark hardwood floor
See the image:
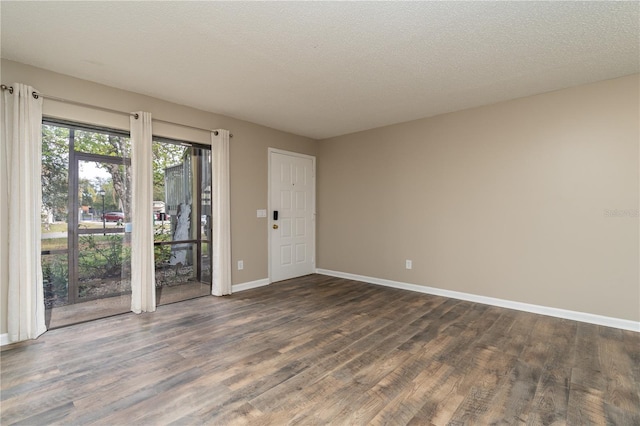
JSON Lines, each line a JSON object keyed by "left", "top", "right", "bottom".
{"left": 1, "top": 274, "right": 639, "bottom": 425}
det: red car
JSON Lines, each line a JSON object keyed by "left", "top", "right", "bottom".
{"left": 102, "top": 212, "right": 124, "bottom": 222}
{"left": 154, "top": 212, "right": 169, "bottom": 221}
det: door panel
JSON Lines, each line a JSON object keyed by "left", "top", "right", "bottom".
{"left": 270, "top": 151, "right": 315, "bottom": 282}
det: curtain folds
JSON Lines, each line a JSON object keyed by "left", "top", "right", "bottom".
{"left": 130, "top": 112, "right": 156, "bottom": 313}
{"left": 1, "top": 83, "right": 47, "bottom": 342}
{"left": 211, "top": 129, "right": 232, "bottom": 296}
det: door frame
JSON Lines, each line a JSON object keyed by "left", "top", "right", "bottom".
{"left": 267, "top": 148, "right": 316, "bottom": 283}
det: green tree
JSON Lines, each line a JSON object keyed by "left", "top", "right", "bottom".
{"left": 42, "top": 125, "right": 69, "bottom": 221}
{"left": 42, "top": 126, "right": 189, "bottom": 224}
{"left": 152, "top": 141, "right": 187, "bottom": 202}
{"left": 93, "top": 178, "right": 119, "bottom": 213}
{"left": 75, "top": 131, "right": 131, "bottom": 219}
{"left": 79, "top": 178, "right": 95, "bottom": 207}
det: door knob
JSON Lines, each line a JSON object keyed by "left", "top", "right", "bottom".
{"left": 273, "top": 224, "right": 279, "bottom": 229}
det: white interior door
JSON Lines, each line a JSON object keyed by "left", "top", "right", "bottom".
{"left": 269, "top": 149, "right": 315, "bottom": 283}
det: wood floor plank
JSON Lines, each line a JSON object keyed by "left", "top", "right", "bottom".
{"left": 368, "top": 361, "right": 452, "bottom": 425}
{"left": 566, "top": 384, "right": 607, "bottom": 425}
{"left": 407, "top": 368, "right": 466, "bottom": 425}
{"left": 526, "top": 366, "right": 571, "bottom": 425}
{"left": 473, "top": 359, "right": 540, "bottom": 425}
{"left": 281, "top": 348, "right": 419, "bottom": 423}
{"left": 596, "top": 326, "right": 640, "bottom": 415}
{"left": 445, "top": 346, "right": 518, "bottom": 424}
{"left": 1, "top": 274, "right": 638, "bottom": 425}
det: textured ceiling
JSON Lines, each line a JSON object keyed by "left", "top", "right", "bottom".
{"left": 1, "top": 1, "right": 638, "bottom": 139}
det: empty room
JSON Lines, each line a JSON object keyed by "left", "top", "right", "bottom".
{"left": 1, "top": 1, "right": 638, "bottom": 425}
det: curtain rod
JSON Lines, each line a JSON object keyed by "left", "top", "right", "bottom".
{"left": 1, "top": 84, "right": 231, "bottom": 137}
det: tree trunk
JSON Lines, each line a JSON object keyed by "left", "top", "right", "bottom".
{"left": 106, "top": 136, "right": 132, "bottom": 219}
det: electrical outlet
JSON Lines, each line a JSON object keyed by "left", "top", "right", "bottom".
{"left": 405, "top": 259, "right": 412, "bottom": 270}
{"left": 237, "top": 260, "right": 244, "bottom": 270}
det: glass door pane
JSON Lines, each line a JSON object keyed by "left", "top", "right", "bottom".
{"left": 75, "top": 158, "right": 131, "bottom": 303}
{"left": 200, "top": 149, "right": 212, "bottom": 283}
{"left": 42, "top": 121, "right": 134, "bottom": 328}
{"left": 49, "top": 157, "right": 131, "bottom": 327}
{"left": 153, "top": 140, "right": 212, "bottom": 305}
{"left": 42, "top": 124, "right": 70, "bottom": 310}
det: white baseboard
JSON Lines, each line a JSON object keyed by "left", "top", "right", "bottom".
{"left": 316, "top": 269, "right": 640, "bottom": 333}
{"left": 233, "top": 278, "right": 270, "bottom": 293}
{"left": 0, "top": 333, "right": 8, "bottom": 346}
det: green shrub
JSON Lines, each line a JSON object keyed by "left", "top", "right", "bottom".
{"left": 78, "top": 234, "right": 131, "bottom": 280}
{"left": 42, "top": 254, "right": 68, "bottom": 306}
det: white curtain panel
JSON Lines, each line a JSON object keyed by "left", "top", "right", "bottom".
{"left": 130, "top": 112, "right": 156, "bottom": 313}
{"left": 1, "top": 83, "right": 46, "bottom": 342}
{"left": 211, "top": 130, "right": 232, "bottom": 296}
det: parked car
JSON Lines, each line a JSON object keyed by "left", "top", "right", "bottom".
{"left": 155, "top": 212, "right": 169, "bottom": 221}
{"left": 153, "top": 201, "right": 167, "bottom": 221}
{"left": 102, "top": 212, "right": 124, "bottom": 222}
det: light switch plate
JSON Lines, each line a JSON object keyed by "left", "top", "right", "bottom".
{"left": 257, "top": 209, "right": 267, "bottom": 218}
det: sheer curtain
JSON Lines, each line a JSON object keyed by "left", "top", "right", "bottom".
{"left": 211, "top": 130, "right": 231, "bottom": 296}
{"left": 130, "top": 112, "right": 156, "bottom": 313}
{"left": 1, "top": 83, "right": 47, "bottom": 342}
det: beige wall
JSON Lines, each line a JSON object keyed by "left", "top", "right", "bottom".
{"left": 0, "top": 59, "right": 317, "bottom": 334}
{"left": 318, "top": 74, "right": 639, "bottom": 322}
{"left": 1, "top": 59, "right": 637, "bottom": 335}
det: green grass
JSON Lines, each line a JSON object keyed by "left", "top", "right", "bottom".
{"left": 41, "top": 229, "right": 127, "bottom": 251}
{"left": 42, "top": 222, "right": 67, "bottom": 233}
{"left": 79, "top": 222, "right": 106, "bottom": 229}
{"left": 42, "top": 238, "right": 67, "bottom": 251}
{"left": 42, "top": 221, "right": 117, "bottom": 234}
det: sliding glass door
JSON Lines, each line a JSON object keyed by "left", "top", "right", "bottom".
{"left": 42, "top": 121, "right": 132, "bottom": 327}
{"left": 41, "top": 121, "right": 212, "bottom": 328}
{"left": 153, "top": 138, "right": 212, "bottom": 305}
